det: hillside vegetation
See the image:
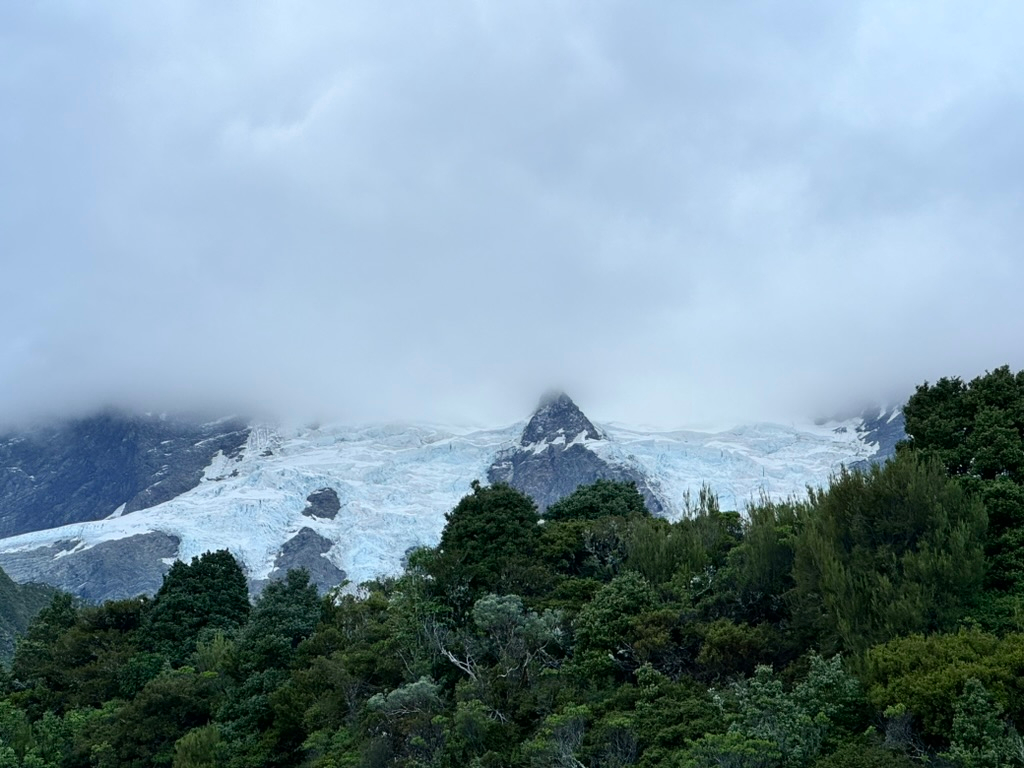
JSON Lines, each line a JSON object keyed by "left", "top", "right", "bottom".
{"left": 2, "top": 366, "right": 1024, "bottom": 767}
{"left": 0, "top": 569, "right": 54, "bottom": 662}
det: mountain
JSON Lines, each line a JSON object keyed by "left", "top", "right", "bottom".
{"left": 849, "top": 405, "right": 906, "bottom": 471}
{"left": 0, "top": 410, "right": 249, "bottom": 537}
{"left": 487, "top": 392, "right": 664, "bottom": 513}
{"left": 0, "top": 398, "right": 902, "bottom": 601}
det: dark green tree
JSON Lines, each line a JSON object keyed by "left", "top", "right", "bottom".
{"left": 865, "top": 628, "right": 1024, "bottom": 742}
{"left": 9, "top": 595, "right": 149, "bottom": 716}
{"left": 792, "top": 451, "right": 986, "bottom": 656}
{"left": 545, "top": 479, "right": 650, "bottom": 522}
{"left": 903, "top": 365, "right": 1024, "bottom": 483}
{"left": 435, "top": 482, "right": 541, "bottom": 598}
{"left": 8, "top": 592, "right": 78, "bottom": 698}
{"left": 218, "top": 569, "right": 322, "bottom": 768}
{"left": 141, "top": 550, "right": 250, "bottom": 665}
{"left": 812, "top": 741, "right": 916, "bottom": 768}
{"left": 89, "top": 669, "right": 222, "bottom": 768}
{"left": 902, "top": 365, "right": 1024, "bottom": 603}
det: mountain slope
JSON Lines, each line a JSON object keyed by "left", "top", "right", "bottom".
{"left": 0, "top": 399, "right": 901, "bottom": 599}
{"left": 0, "top": 411, "right": 249, "bottom": 537}
{"left": 0, "top": 566, "right": 55, "bottom": 660}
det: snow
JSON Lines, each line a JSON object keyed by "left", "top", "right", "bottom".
{"left": 568, "top": 430, "right": 591, "bottom": 447}
{"left": 0, "top": 415, "right": 883, "bottom": 587}
{"left": 591, "top": 418, "right": 874, "bottom": 515}
{"left": 0, "top": 421, "right": 517, "bottom": 586}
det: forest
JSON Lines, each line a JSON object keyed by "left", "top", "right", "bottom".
{"left": 2, "top": 366, "right": 1024, "bottom": 767}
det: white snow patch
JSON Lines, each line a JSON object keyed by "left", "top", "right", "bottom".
{"left": 202, "top": 450, "right": 234, "bottom": 481}
{"left": 52, "top": 539, "right": 89, "bottom": 559}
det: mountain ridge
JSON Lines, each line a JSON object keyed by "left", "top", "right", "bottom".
{"left": 0, "top": 396, "right": 902, "bottom": 600}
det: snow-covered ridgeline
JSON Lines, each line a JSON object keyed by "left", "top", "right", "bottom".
{"left": 0, "top": 421, "right": 518, "bottom": 587}
{"left": 595, "top": 418, "right": 876, "bottom": 515}
{"left": 0, "top": 416, "right": 881, "bottom": 587}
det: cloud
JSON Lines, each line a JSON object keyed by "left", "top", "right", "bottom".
{"left": 3, "top": 1, "right": 1024, "bottom": 428}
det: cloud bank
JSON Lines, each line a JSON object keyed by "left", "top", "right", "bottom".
{"left": 3, "top": 1, "right": 1024, "bottom": 428}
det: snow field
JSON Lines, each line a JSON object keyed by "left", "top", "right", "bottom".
{"left": 0, "top": 416, "right": 879, "bottom": 586}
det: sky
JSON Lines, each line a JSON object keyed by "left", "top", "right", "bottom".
{"left": 3, "top": 1, "right": 1024, "bottom": 429}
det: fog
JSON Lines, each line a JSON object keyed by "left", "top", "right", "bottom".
{"left": 3, "top": 2, "right": 1024, "bottom": 429}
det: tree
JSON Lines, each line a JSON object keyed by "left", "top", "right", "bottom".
{"left": 173, "top": 724, "right": 226, "bottom": 768}
{"left": 940, "top": 678, "right": 1024, "bottom": 768}
{"left": 545, "top": 480, "right": 650, "bottom": 522}
{"left": 627, "top": 665, "right": 721, "bottom": 765}
{"left": 429, "top": 593, "right": 565, "bottom": 725}
{"left": 435, "top": 482, "right": 541, "bottom": 597}
{"left": 812, "top": 741, "right": 916, "bottom": 768}
{"left": 142, "top": 550, "right": 250, "bottom": 664}
{"left": 9, "top": 595, "right": 149, "bottom": 716}
{"left": 235, "top": 569, "right": 321, "bottom": 676}
{"left": 90, "top": 669, "right": 222, "bottom": 768}
{"left": 364, "top": 677, "right": 445, "bottom": 766}
{"left": 864, "top": 629, "right": 1024, "bottom": 743}
{"left": 903, "top": 365, "right": 1024, "bottom": 484}
{"left": 218, "top": 569, "right": 322, "bottom": 768}
{"left": 680, "top": 655, "right": 863, "bottom": 768}
{"left": 902, "top": 365, "right": 1024, "bottom": 601}
{"left": 573, "top": 571, "right": 659, "bottom": 679}
{"left": 8, "top": 593, "right": 78, "bottom": 713}
{"left": 791, "top": 451, "right": 986, "bottom": 655}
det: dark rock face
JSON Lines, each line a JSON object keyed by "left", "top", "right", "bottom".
{"left": 859, "top": 407, "right": 905, "bottom": 461}
{"left": 265, "top": 527, "right": 346, "bottom": 593}
{"left": 302, "top": 488, "right": 341, "bottom": 519}
{"left": 849, "top": 406, "right": 906, "bottom": 471}
{"left": 520, "top": 391, "right": 603, "bottom": 446}
{"left": 0, "top": 532, "right": 180, "bottom": 602}
{"left": 0, "top": 411, "right": 249, "bottom": 538}
{"left": 488, "top": 393, "right": 664, "bottom": 514}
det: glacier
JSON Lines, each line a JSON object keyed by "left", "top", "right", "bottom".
{"left": 0, "top": 412, "right": 888, "bottom": 590}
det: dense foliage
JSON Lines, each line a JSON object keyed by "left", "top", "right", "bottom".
{"left": 2, "top": 366, "right": 1024, "bottom": 766}
{"left": 902, "top": 365, "right": 1024, "bottom": 627}
{"left": 0, "top": 568, "right": 55, "bottom": 662}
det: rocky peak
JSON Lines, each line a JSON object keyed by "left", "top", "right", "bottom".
{"left": 490, "top": 392, "right": 663, "bottom": 514}
{"left": 520, "top": 392, "right": 602, "bottom": 447}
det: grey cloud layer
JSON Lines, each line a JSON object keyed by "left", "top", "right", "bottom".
{"left": 3, "top": 1, "right": 1023, "bottom": 427}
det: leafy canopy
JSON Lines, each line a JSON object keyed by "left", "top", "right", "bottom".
{"left": 545, "top": 479, "right": 650, "bottom": 522}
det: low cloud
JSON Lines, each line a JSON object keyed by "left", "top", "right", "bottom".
{"left": 3, "top": 2, "right": 1023, "bottom": 429}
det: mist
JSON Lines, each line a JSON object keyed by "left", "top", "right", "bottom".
{"left": 3, "top": 2, "right": 1024, "bottom": 430}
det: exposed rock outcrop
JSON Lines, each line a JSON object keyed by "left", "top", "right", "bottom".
{"left": 848, "top": 406, "right": 906, "bottom": 471}
{"left": 488, "top": 393, "right": 664, "bottom": 514}
{"left": 302, "top": 488, "right": 341, "bottom": 519}
{"left": 263, "top": 527, "right": 346, "bottom": 593}
{"left": 0, "top": 411, "right": 249, "bottom": 538}
{"left": 0, "top": 532, "right": 180, "bottom": 602}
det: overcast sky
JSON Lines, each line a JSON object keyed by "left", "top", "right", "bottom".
{"left": 2, "top": 1, "right": 1023, "bottom": 428}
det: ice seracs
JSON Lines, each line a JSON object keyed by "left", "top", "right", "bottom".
{"left": 0, "top": 399, "right": 903, "bottom": 599}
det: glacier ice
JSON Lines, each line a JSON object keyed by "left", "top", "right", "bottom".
{"left": 0, "top": 415, "right": 882, "bottom": 589}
